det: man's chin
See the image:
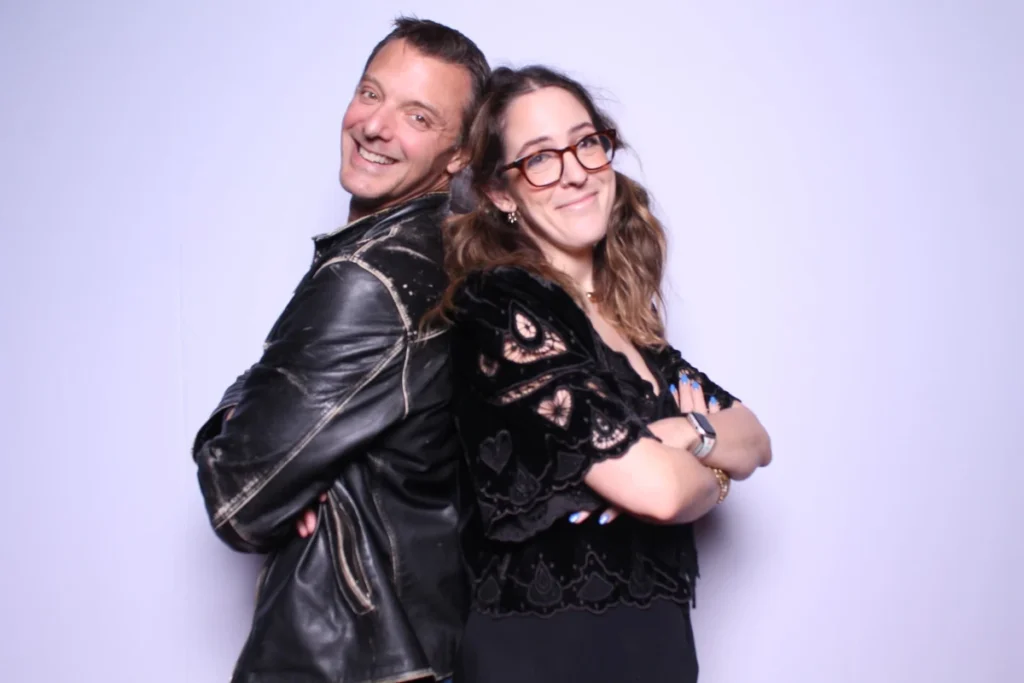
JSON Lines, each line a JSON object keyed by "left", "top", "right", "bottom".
{"left": 341, "top": 172, "right": 393, "bottom": 204}
{"left": 339, "top": 178, "right": 395, "bottom": 220}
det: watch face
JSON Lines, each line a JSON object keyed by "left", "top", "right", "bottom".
{"left": 693, "top": 411, "right": 716, "bottom": 437}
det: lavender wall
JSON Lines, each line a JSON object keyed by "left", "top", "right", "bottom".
{"left": 1, "top": 1, "right": 1020, "bottom": 681}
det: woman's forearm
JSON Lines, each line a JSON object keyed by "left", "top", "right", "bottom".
{"left": 702, "top": 403, "right": 771, "bottom": 480}
{"left": 666, "top": 465, "right": 722, "bottom": 523}
{"left": 647, "top": 404, "right": 771, "bottom": 481}
{"left": 585, "top": 437, "right": 721, "bottom": 523}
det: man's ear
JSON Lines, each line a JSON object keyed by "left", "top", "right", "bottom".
{"left": 446, "top": 146, "right": 470, "bottom": 176}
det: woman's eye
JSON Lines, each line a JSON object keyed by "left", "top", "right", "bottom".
{"left": 526, "top": 152, "right": 551, "bottom": 167}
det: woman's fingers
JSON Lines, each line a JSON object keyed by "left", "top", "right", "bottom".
{"left": 675, "top": 376, "right": 695, "bottom": 412}
{"left": 690, "top": 378, "right": 708, "bottom": 414}
{"left": 597, "top": 507, "right": 621, "bottom": 525}
{"left": 568, "top": 507, "right": 622, "bottom": 525}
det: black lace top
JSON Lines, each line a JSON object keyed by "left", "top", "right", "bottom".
{"left": 449, "top": 267, "right": 738, "bottom": 618}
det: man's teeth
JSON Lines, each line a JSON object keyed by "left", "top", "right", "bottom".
{"left": 357, "top": 146, "right": 395, "bottom": 165}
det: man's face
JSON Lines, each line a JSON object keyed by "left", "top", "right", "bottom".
{"left": 340, "top": 39, "right": 473, "bottom": 219}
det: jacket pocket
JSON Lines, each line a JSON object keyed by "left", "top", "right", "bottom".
{"left": 325, "top": 489, "right": 374, "bottom": 615}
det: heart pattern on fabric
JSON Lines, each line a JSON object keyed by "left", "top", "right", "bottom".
{"left": 537, "top": 388, "right": 573, "bottom": 428}
{"left": 479, "top": 430, "right": 513, "bottom": 473}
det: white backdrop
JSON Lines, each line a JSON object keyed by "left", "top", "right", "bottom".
{"left": 1, "top": 1, "right": 1021, "bottom": 681}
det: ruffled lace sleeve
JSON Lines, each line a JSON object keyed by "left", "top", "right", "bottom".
{"left": 449, "top": 267, "right": 653, "bottom": 543}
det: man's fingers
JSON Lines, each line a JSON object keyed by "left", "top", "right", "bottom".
{"left": 297, "top": 509, "right": 318, "bottom": 537}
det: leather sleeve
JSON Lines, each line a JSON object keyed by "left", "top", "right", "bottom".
{"left": 192, "top": 259, "right": 408, "bottom": 553}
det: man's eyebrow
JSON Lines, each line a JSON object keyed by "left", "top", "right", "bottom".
{"left": 359, "top": 75, "right": 443, "bottom": 120}
{"left": 359, "top": 74, "right": 383, "bottom": 91}
{"left": 514, "top": 122, "right": 596, "bottom": 158}
{"left": 407, "top": 99, "right": 442, "bottom": 119}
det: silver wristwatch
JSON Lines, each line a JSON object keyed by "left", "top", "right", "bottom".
{"left": 683, "top": 411, "right": 717, "bottom": 459}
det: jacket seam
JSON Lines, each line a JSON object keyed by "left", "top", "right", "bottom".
{"left": 415, "top": 326, "right": 448, "bottom": 343}
{"left": 368, "top": 456, "right": 403, "bottom": 593}
{"left": 211, "top": 333, "right": 406, "bottom": 530}
{"left": 313, "top": 254, "right": 412, "bottom": 333}
{"left": 313, "top": 254, "right": 413, "bottom": 416}
{"left": 353, "top": 667, "right": 439, "bottom": 683}
{"left": 353, "top": 221, "right": 400, "bottom": 258}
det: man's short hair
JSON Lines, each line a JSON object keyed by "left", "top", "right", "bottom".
{"left": 363, "top": 17, "right": 490, "bottom": 144}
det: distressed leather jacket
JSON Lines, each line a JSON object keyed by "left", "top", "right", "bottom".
{"left": 192, "top": 192, "right": 467, "bottom": 683}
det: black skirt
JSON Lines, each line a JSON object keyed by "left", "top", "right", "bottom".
{"left": 453, "top": 599, "right": 699, "bottom": 683}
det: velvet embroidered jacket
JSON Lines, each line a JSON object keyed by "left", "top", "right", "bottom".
{"left": 449, "top": 266, "right": 738, "bottom": 617}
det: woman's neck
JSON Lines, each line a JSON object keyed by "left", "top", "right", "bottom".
{"left": 544, "top": 247, "right": 595, "bottom": 298}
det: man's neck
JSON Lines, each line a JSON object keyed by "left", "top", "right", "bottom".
{"left": 346, "top": 179, "right": 451, "bottom": 224}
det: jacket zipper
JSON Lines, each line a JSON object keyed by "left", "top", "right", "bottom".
{"left": 327, "top": 490, "right": 373, "bottom": 612}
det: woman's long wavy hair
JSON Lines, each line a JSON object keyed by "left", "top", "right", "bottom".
{"left": 430, "top": 66, "right": 669, "bottom": 347}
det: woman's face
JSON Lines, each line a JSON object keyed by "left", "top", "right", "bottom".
{"left": 490, "top": 87, "right": 616, "bottom": 263}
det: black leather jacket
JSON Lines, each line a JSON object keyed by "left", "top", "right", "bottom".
{"left": 192, "top": 193, "right": 467, "bottom": 683}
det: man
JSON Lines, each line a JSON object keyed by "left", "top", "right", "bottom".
{"left": 191, "top": 18, "right": 489, "bottom": 683}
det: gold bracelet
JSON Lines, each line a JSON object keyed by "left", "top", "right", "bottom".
{"left": 710, "top": 467, "right": 730, "bottom": 504}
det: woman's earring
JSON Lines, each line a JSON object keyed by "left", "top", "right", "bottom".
{"left": 507, "top": 211, "right": 518, "bottom": 224}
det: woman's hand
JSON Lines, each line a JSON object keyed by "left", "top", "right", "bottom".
{"left": 566, "top": 376, "right": 720, "bottom": 528}
{"left": 568, "top": 506, "right": 622, "bottom": 525}
{"left": 671, "top": 373, "right": 721, "bottom": 416}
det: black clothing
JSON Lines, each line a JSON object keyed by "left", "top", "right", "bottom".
{"left": 193, "top": 193, "right": 467, "bottom": 683}
{"left": 447, "top": 266, "right": 738, "bottom": 682}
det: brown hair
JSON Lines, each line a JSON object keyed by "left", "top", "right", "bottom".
{"left": 364, "top": 17, "right": 490, "bottom": 144}
{"left": 428, "top": 65, "right": 669, "bottom": 347}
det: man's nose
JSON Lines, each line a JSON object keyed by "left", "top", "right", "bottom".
{"left": 361, "top": 106, "right": 395, "bottom": 140}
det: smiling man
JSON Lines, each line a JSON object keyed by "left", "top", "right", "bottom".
{"left": 191, "top": 18, "right": 489, "bottom": 683}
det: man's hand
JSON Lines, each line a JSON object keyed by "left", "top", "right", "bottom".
{"left": 296, "top": 493, "right": 328, "bottom": 538}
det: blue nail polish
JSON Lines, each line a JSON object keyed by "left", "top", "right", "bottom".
{"left": 691, "top": 379, "right": 700, "bottom": 389}
{"left": 599, "top": 511, "right": 611, "bottom": 525}
{"left": 569, "top": 513, "right": 582, "bottom": 524}
{"left": 669, "top": 383, "right": 677, "bottom": 394}
{"left": 709, "top": 396, "right": 718, "bottom": 406}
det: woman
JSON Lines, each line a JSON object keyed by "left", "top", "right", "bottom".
{"left": 430, "top": 66, "right": 772, "bottom": 682}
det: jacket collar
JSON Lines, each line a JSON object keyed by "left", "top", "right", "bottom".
{"left": 312, "top": 192, "right": 450, "bottom": 248}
